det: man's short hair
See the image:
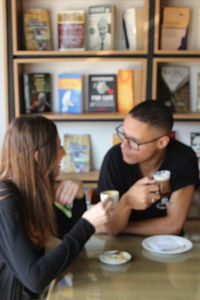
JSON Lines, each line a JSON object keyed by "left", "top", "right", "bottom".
{"left": 128, "top": 100, "right": 173, "bottom": 133}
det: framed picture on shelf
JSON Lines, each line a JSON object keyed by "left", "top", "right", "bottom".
{"left": 190, "top": 67, "right": 200, "bottom": 112}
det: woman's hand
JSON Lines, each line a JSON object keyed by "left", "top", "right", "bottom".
{"left": 82, "top": 198, "right": 112, "bottom": 230}
{"left": 55, "top": 178, "right": 84, "bottom": 206}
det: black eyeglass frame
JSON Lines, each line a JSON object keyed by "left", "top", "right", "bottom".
{"left": 115, "top": 124, "right": 167, "bottom": 151}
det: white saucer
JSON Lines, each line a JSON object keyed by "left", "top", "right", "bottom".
{"left": 99, "top": 250, "right": 132, "bottom": 265}
{"left": 142, "top": 235, "right": 193, "bottom": 254}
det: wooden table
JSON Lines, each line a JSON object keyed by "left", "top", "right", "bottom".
{"left": 47, "top": 228, "right": 200, "bottom": 300}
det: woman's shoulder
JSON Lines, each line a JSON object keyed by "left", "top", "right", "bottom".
{"left": 0, "top": 180, "right": 20, "bottom": 210}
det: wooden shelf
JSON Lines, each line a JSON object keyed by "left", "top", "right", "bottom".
{"left": 174, "top": 112, "right": 200, "bottom": 120}
{"left": 56, "top": 170, "right": 99, "bottom": 189}
{"left": 155, "top": 50, "right": 200, "bottom": 55}
{"left": 13, "top": 50, "right": 148, "bottom": 56}
{"left": 21, "top": 112, "right": 126, "bottom": 121}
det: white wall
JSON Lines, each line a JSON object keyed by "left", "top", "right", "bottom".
{"left": 0, "top": 0, "right": 8, "bottom": 148}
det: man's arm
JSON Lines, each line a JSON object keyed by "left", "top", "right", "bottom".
{"left": 123, "top": 184, "right": 195, "bottom": 235}
{"left": 103, "top": 184, "right": 195, "bottom": 236}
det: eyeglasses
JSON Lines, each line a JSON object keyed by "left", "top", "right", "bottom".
{"left": 115, "top": 124, "right": 166, "bottom": 151}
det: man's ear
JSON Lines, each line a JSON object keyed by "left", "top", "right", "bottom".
{"left": 157, "top": 136, "right": 170, "bottom": 149}
{"left": 34, "top": 151, "right": 39, "bottom": 161}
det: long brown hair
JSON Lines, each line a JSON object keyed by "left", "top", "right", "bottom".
{"left": 0, "top": 116, "right": 58, "bottom": 247}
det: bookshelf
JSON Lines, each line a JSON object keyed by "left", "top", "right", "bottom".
{"left": 6, "top": 0, "right": 200, "bottom": 185}
{"left": 153, "top": 0, "right": 200, "bottom": 119}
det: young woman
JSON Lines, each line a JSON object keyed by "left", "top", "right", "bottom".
{"left": 0, "top": 115, "right": 111, "bottom": 300}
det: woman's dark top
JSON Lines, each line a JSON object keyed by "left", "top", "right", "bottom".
{"left": 0, "top": 181, "right": 94, "bottom": 300}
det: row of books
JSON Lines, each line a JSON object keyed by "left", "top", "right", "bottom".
{"left": 23, "top": 5, "right": 144, "bottom": 51}
{"left": 23, "top": 69, "right": 143, "bottom": 114}
{"left": 60, "top": 131, "right": 200, "bottom": 173}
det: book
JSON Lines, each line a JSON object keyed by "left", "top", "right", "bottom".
{"left": 133, "top": 69, "right": 144, "bottom": 105}
{"left": 160, "top": 65, "right": 190, "bottom": 112}
{"left": 189, "top": 67, "right": 200, "bottom": 113}
{"left": 197, "top": 73, "right": 200, "bottom": 112}
{"left": 173, "top": 81, "right": 190, "bottom": 113}
{"left": 160, "top": 26, "right": 188, "bottom": 50}
{"left": 87, "top": 5, "right": 115, "bottom": 50}
{"left": 122, "top": 7, "right": 144, "bottom": 50}
{"left": 162, "top": 7, "right": 190, "bottom": 29}
{"left": 112, "top": 133, "right": 121, "bottom": 145}
{"left": 191, "top": 132, "right": 200, "bottom": 169}
{"left": 57, "top": 10, "right": 85, "bottom": 50}
{"left": 23, "top": 9, "right": 52, "bottom": 50}
{"left": 160, "top": 7, "right": 190, "bottom": 50}
{"left": 88, "top": 74, "right": 117, "bottom": 112}
{"left": 169, "top": 131, "right": 176, "bottom": 139}
{"left": 58, "top": 73, "right": 84, "bottom": 113}
{"left": 117, "top": 69, "right": 135, "bottom": 113}
{"left": 191, "top": 132, "right": 200, "bottom": 156}
{"left": 23, "top": 73, "right": 51, "bottom": 113}
{"left": 62, "top": 134, "right": 91, "bottom": 173}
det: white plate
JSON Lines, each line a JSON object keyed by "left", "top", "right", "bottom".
{"left": 142, "top": 235, "right": 193, "bottom": 254}
{"left": 99, "top": 250, "right": 132, "bottom": 265}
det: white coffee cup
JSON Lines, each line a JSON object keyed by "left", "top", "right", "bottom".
{"left": 100, "top": 190, "right": 119, "bottom": 209}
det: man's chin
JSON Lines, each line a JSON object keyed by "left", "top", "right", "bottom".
{"left": 122, "top": 153, "right": 136, "bottom": 165}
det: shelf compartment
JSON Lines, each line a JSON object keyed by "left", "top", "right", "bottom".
{"left": 13, "top": 57, "right": 147, "bottom": 119}
{"left": 153, "top": 57, "right": 200, "bottom": 119}
{"left": 154, "top": 0, "right": 200, "bottom": 54}
{"left": 11, "top": 0, "right": 149, "bottom": 54}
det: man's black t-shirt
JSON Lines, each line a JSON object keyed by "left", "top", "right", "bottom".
{"left": 97, "top": 139, "right": 200, "bottom": 221}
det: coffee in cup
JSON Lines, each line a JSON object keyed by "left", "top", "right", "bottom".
{"left": 100, "top": 190, "right": 119, "bottom": 209}
{"left": 152, "top": 170, "right": 171, "bottom": 196}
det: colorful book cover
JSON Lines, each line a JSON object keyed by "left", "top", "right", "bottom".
{"left": 23, "top": 9, "right": 52, "bottom": 50}
{"left": 87, "top": 5, "right": 115, "bottom": 50}
{"left": 23, "top": 73, "right": 51, "bottom": 113}
{"left": 57, "top": 10, "right": 85, "bottom": 50}
{"left": 58, "top": 74, "right": 84, "bottom": 113}
{"left": 88, "top": 74, "right": 117, "bottom": 112}
{"left": 117, "top": 69, "right": 135, "bottom": 113}
{"left": 62, "top": 134, "right": 91, "bottom": 173}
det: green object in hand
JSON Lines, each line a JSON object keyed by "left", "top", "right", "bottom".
{"left": 54, "top": 202, "right": 72, "bottom": 218}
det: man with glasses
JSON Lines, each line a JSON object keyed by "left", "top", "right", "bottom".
{"left": 96, "top": 100, "right": 200, "bottom": 235}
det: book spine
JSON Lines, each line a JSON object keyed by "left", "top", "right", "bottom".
{"left": 117, "top": 70, "right": 135, "bottom": 113}
{"left": 123, "top": 8, "right": 137, "bottom": 50}
{"left": 23, "top": 73, "right": 31, "bottom": 113}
